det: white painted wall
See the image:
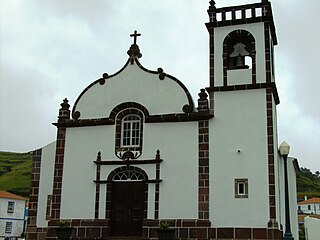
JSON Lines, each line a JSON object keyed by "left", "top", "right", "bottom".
{"left": 210, "top": 89, "right": 269, "bottom": 227}
{"left": 61, "top": 126, "right": 114, "bottom": 219}
{"left": 0, "top": 198, "right": 26, "bottom": 238}
{"left": 213, "top": 22, "right": 266, "bottom": 86}
{"left": 74, "top": 63, "right": 191, "bottom": 119}
{"left": 36, "top": 141, "right": 56, "bottom": 227}
{"left": 144, "top": 122, "right": 198, "bottom": 219}
{"left": 305, "top": 217, "right": 320, "bottom": 240}
{"left": 61, "top": 121, "right": 198, "bottom": 220}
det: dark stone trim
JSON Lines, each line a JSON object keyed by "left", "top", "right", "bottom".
{"left": 198, "top": 120, "right": 209, "bottom": 220}
{"left": 53, "top": 112, "right": 214, "bottom": 127}
{"left": 72, "top": 56, "right": 195, "bottom": 119}
{"left": 266, "top": 87, "right": 278, "bottom": 228}
{"left": 71, "top": 59, "right": 131, "bottom": 118}
{"left": 50, "top": 127, "right": 67, "bottom": 220}
{"left": 104, "top": 166, "right": 149, "bottom": 235}
{"left": 206, "top": 2, "right": 277, "bottom": 45}
{"left": 146, "top": 113, "right": 214, "bottom": 123}
{"left": 222, "top": 29, "right": 256, "bottom": 85}
{"left": 94, "top": 152, "right": 101, "bottom": 219}
{"left": 207, "top": 82, "right": 280, "bottom": 105}
{"left": 107, "top": 166, "right": 148, "bottom": 182}
{"left": 109, "top": 102, "right": 149, "bottom": 120}
{"left": 94, "top": 159, "right": 163, "bottom": 165}
{"left": 133, "top": 57, "right": 194, "bottom": 114}
{"left": 26, "top": 148, "right": 42, "bottom": 240}
{"left": 94, "top": 179, "right": 162, "bottom": 184}
{"left": 143, "top": 219, "right": 282, "bottom": 240}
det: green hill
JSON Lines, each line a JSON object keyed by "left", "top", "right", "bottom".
{"left": 0, "top": 151, "right": 32, "bottom": 198}
{"left": 296, "top": 167, "right": 320, "bottom": 198}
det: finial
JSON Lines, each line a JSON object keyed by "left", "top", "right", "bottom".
{"left": 127, "top": 30, "right": 142, "bottom": 62}
{"left": 97, "top": 151, "right": 101, "bottom": 161}
{"left": 58, "top": 98, "right": 70, "bottom": 122}
{"left": 208, "top": 0, "right": 217, "bottom": 16}
{"left": 209, "top": 0, "right": 216, "bottom": 7}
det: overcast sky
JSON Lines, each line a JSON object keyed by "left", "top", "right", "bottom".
{"left": 0, "top": 0, "right": 319, "bottom": 172}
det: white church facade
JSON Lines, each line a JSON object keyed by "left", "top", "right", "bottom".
{"left": 26, "top": 1, "right": 299, "bottom": 240}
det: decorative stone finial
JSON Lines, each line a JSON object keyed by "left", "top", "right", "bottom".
{"left": 58, "top": 98, "right": 70, "bottom": 122}
{"left": 127, "top": 30, "right": 142, "bottom": 62}
{"left": 197, "top": 89, "right": 209, "bottom": 113}
{"left": 208, "top": 0, "right": 216, "bottom": 11}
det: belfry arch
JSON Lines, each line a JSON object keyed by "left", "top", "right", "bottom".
{"left": 223, "top": 29, "right": 256, "bottom": 84}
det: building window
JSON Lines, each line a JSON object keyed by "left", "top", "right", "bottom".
{"left": 7, "top": 201, "right": 14, "bottom": 213}
{"left": 122, "top": 115, "right": 141, "bottom": 147}
{"left": 115, "top": 108, "right": 144, "bottom": 160}
{"left": 308, "top": 205, "right": 311, "bottom": 210}
{"left": 5, "top": 222, "right": 12, "bottom": 234}
{"left": 235, "top": 179, "right": 248, "bottom": 198}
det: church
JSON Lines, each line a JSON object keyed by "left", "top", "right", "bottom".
{"left": 26, "top": 1, "right": 299, "bottom": 240}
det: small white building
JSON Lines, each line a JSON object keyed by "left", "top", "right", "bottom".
{"left": 298, "top": 197, "right": 320, "bottom": 215}
{"left": 0, "top": 191, "right": 27, "bottom": 239}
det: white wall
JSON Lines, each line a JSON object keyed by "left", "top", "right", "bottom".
{"left": 37, "top": 141, "right": 56, "bottom": 227}
{"left": 210, "top": 89, "right": 269, "bottom": 227}
{"left": 61, "top": 121, "right": 198, "bottom": 220}
{"left": 305, "top": 217, "right": 320, "bottom": 240}
{"left": 75, "top": 63, "right": 191, "bottom": 119}
{"left": 0, "top": 198, "right": 26, "bottom": 238}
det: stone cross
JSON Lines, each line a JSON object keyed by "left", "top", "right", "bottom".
{"left": 130, "top": 30, "right": 141, "bottom": 45}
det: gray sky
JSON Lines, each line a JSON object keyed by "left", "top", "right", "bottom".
{"left": 0, "top": 0, "right": 319, "bottom": 171}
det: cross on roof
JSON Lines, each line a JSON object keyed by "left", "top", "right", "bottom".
{"left": 130, "top": 30, "right": 141, "bottom": 45}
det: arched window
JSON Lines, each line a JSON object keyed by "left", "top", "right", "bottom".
{"left": 114, "top": 108, "right": 144, "bottom": 159}
{"left": 122, "top": 115, "right": 141, "bottom": 147}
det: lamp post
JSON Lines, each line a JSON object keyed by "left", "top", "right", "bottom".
{"left": 279, "top": 141, "right": 294, "bottom": 240}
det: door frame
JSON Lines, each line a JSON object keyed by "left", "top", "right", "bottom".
{"left": 106, "top": 166, "right": 149, "bottom": 237}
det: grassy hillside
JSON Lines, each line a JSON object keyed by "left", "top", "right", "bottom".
{"left": 296, "top": 167, "right": 320, "bottom": 198}
{"left": 0, "top": 151, "right": 32, "bottom": 198}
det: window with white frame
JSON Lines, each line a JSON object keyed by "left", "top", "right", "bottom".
{"left": 7, "top": 201, "right": 14, "bottom": 213}
{"left": 5, "top": 222, "right": 12, "bottom": 234}
{"left": 121, "top": 115, "right": 141, "bottom": 147}
{"left": 235, "top": 179, "right": 248, "bottom": 198}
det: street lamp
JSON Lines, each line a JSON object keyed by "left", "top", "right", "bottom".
{"left": 279, "top": 141, "right": 294, "bottom": 240}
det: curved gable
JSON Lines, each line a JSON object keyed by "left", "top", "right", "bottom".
{"left": 72, "top": 58, "right": 194, "bottom": 120}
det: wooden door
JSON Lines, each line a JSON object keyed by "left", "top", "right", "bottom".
{"left": 111, "top": 181, "right": 145, "bottom": 236}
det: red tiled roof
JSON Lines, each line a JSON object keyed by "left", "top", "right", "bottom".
{"left": 298, "top": 197, "right": 320, "bottom": 205}
{"left": 0, "top": 191, "right": 26, "bottom": 200}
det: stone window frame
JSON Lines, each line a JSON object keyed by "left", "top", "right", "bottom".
{"left": 115, "top": 108, "right": 145, "bottom": 159}
{"left": 7, "top": 201, "right": 14, "bottom": 213}
{"left": 235, "top": 178, "right": 249, "bottom": 198}
{"left": 5, "top": 222, "right": 12, "bottom": 234}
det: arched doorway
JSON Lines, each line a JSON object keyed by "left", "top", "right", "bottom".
{"left": 108, "top": 167, "right": 148, "bottom": 237}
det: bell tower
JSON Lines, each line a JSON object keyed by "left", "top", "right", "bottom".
{"left": 206, "top": 0, "right": 278, "bottom": 91}
{"left": 206, "top": 0, "right": 283, "bottom": 237}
